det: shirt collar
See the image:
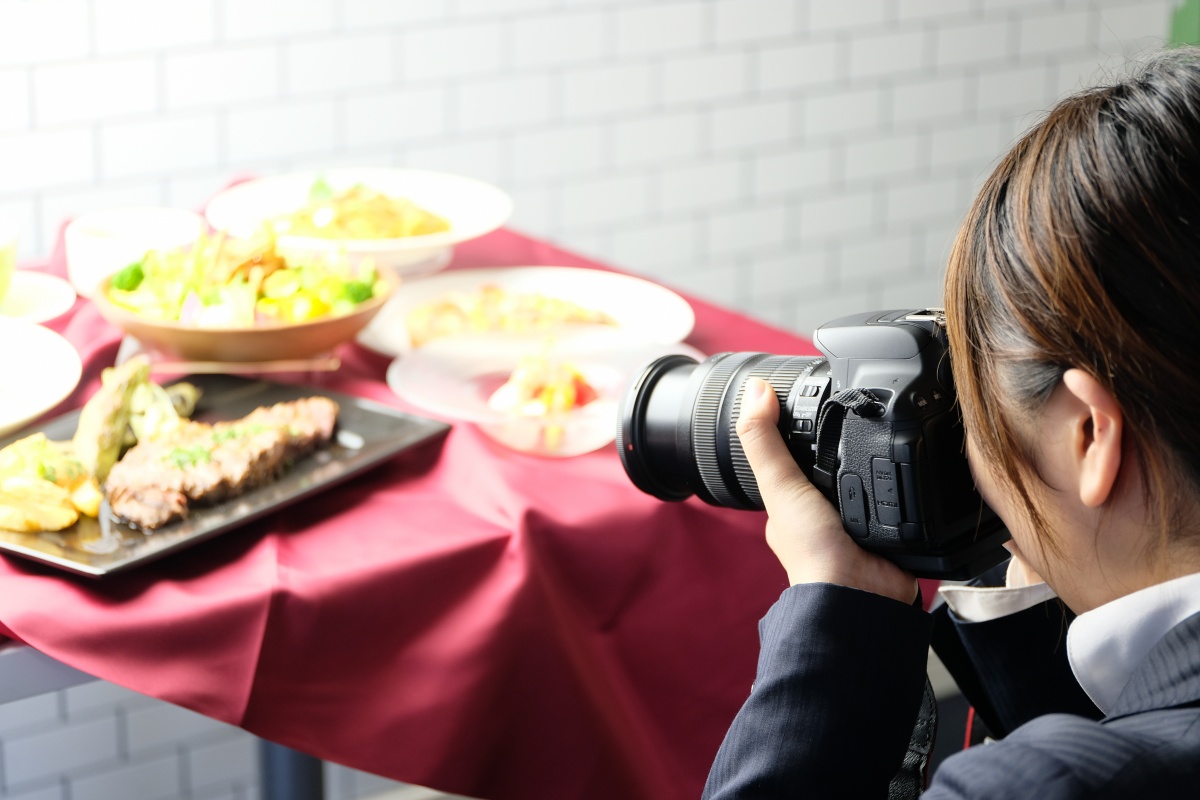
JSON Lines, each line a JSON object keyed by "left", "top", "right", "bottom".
{"left": 1067, "top": 571, "right": 1200, "bottom": 715}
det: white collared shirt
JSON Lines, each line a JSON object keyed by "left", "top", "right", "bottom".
{"left": 939, "top": 569, "right": 1200, "bottom": 716}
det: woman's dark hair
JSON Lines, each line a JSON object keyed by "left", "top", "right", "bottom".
{"left": 945, "top": 47, "right": 1200, "bottom": 562}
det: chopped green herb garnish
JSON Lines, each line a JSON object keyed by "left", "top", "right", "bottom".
{"left": 342, "top": 280, "right": 373, "bottom": 304}
{"left": 211, "top": 423, "right": 268, "bottom": 443}
{"left": 111, "top": 261, "right": 145, "bottom": 291}
{"left": 164, "top": 445, "right": 212, "bottom": 469}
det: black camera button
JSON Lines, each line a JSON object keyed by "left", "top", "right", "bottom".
{"left": 793, "top": 418, "right": 814, "bottom": 433}
{"left": 839, "top": 473, "right": 869, "bottom": 539}
{"left": 871, "top": 458, "right": 902, "bottom": 528}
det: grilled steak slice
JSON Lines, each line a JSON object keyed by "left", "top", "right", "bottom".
{"left": 105, "top": 397, "right": 339, "bottom": 530}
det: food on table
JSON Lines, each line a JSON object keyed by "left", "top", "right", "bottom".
{"left": 271, "top": 177, "right": 451, "bottom": 240}
{"left": 487, "top": 351, "right": 600, "bottom": 452}
{"left": 0, "top": 356, "right": 202, "bottom": 533}
{"left": 406, "top": 285, "right": 618, "bottom": 347}
{"left": 105, "top": 395, "right": 339, "bottom": 530}
{"left": 102, "top": 230, "right": 385, "bottom": 327}
{"left": 0, "top": 436, "right": 101, "bottom": 531}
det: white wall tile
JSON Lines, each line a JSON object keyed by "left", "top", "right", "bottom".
{"left": 890, "top": 75, "right": 970, "bottom": 125}
{"left": 662, "top": 52, "right": 750, "bottom": 106}
{"left": 165, "top": 47, "right": 280, "bottom": 110}
{"left": 456, "top": 74, "right": 554, "bottom": 133}
{"left": 71, "top": 754, "right": 182, "bottom": 800}
{"left": 0, "top": 692, "right": 58, "bottom": 734}
{"left": 848, "top": 29, "right": 931, "bottom": 80}
{"left": 511, "top": 125, "right": 604, "bottom": 183}
{"left": 896, "top": 0, "right": 975, "bottom": 22}
{"left": 711, "top": 99, "right": 793, "bottom": 151}
{"left": 0, "top": 198, "right": 40, "bottom": 259}
{"left": 614, "top": 2, "right": 708, "bottom": 56}
{"left": 458, "top": 0, "right": 557, "bottom": 15}
{"left": 346, "top": 86, "right": 447, "bottom": 147}
{"left": 803, "top": 88, "right": 884, "bottom": 139}
{"left": 101, "top": 114, "right": 220, "bottom": 178}
{"left": 506, "top": 185, "right": 555, "bottom": 234}
{"left": 287, "top": 34, "right": 394, "bottom": 96}
{"left": 753, "top": 147, "right": 835, "bottom": 196}
{"left": 401, "top": 22, "right": 504, "bottom": 82}
{"left": 927, "top": 120, "right": 1008, "bottom": 169}
{"left": 187, "top": 733, "right": 257, "bottom": 792}
{"left": 226, "top": 101, "right": 337, "bottom": 163}
{"left": 1053, "top": 53, "right": 1121, "bottom": 97}
{"left": 809, "top": 0, "right": 889, "bottom": 32}
{"left": 659, "top": 159, "right": 746, "bottom": 213}
{"left": 707, "top": 204, "right": 788, "bottom": 256}
{"left": 797, "top": 189, "right": 877, "bottom": 242}
{"left": 610, "top": 218, "right": 701, "bottom": 270}
{"left": 344, "top": 0, "right": 452, "bottom": 27}
{"left": 613, "top": 111, "right": 705, "bottom": 166}
{"left": 126, "top": 703, "right": 236, "bottom": 755}
{"left": 1096, "top": 1, "right": 1174, "bottom": 54}
{"left": 757, "top": 40, "right": 843, "bottom": 92}
{"left": 512, "top": 11, "right": 609, "bottom": 69}
{"left": 844, "top": 132, "right": 924, "bottom": 183}
{"left": 64, "top": 681, "right": 152, "bottom": 720}
{"left": 0, "top": 0, "right": 90, "bottom": 68}
{"left": 749, "top": 250, "right": 828, "bottom": 304}
{"left": 0, "top": 128, "right": 95, "bottom": 193}
{"left": 558, "top": 172, "right": 652, "bottom": 229}
{"left": 166, "top": 173, "right": 238, "bottom": 214}
{"left": 221, "top": 0, "right": 338, "bottom": 41}
{"left": 975, "top": 64, "right": 1054, "bottom": 114}
{"left": 1, "top": 785, "right": 63, "bottom": 800}
{"left": 34, "top": 58, "right": 158, "bottom": 126}
{"left": 885, "top": 176, "right": 961, "bottom": 226}
{"left": 880, "top": 273, "right": 945, "bottom": 310}
{"left": 4, "top": 716, "right": 119, "bottom": 786}
{"left": 404, "top": 138, "right": 505, "bottom": 186}
{"left": 935, "top": 19, "right": 1014, "bottom": 67}
{"left": 714, "top": 0, "right": 799, "bottom": 45}
{"left": 0, "top": 69, "right": 30, "bottom": 132}
{"left": 93, "top": 0, "right": 215, "bottom": 54}
{"left": 1018, "top": 10, "right": 1093, "bottom": 57}
{"left": 839, "top": 233, "right": 916, "bottom": 281}
{"left": 563, "top": 63, "right": 655, "bottom": 118}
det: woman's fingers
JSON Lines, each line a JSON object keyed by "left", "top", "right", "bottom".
{"left": 735, "top": 377, "right": 814, "bottom": 512}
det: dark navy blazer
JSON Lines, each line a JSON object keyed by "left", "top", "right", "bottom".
{"left": 702, "top": 580, "right": 1200, "bottom": 799}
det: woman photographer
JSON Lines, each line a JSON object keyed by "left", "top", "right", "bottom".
{"left": 703, "top": 48, "right": 1200, "bottom": 798}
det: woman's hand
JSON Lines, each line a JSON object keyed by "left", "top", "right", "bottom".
{"left": 736, "top": 377, "right": 919, "bottom": 605}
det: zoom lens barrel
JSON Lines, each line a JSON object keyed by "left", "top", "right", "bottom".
{"left": 618, "top": 352, "right": 827, "bottom": 510}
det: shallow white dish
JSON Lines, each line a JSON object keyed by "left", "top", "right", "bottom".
{"left": 0, "top": 271, "right": 77, "bottom": 323}
{"left": 0, "top": 318, "right": 82, "bottom": 438}
{"left": 204, "top": 168, "right": 513, "bottom": 276}
{"left": 386, "top": 332, "right": 703, "bottom": 458}
{"left": 358, "top": 266, "right": 696, "bottom": 357}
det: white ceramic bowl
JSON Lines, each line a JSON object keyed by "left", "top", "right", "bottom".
{"left": 65, "top": 208, "right": 206, "bottom": 298}
{"left": 204, "top": 169, "right": 513, "bottom": 277}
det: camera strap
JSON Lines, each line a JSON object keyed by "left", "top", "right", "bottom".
{"left": 813, "top": 388, "right": 883, "bottom": 490}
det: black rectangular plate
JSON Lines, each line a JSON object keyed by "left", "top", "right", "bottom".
{"left": 0, "top": 374, "right": 450, "bottom": 578}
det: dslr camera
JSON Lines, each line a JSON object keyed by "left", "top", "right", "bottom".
{"left": 617, "top": 309, "right": 1010, "bottom": 580}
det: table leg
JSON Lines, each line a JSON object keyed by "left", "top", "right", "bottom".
{"left": 258, "top": 738, "right": 325, "bottom": 800}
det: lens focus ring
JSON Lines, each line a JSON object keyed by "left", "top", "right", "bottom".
{"left": 729, "top": 358, "right": 816, "bottom": 508}
{"left": 692, "top": 353, "right": 763, "bottom": 507}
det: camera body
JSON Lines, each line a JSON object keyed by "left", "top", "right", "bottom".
{"left": 618, "top": 309, "right": 1010, "bottom": 580}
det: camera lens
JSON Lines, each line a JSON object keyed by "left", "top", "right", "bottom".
{"left": 617, "top": 352, "right": 829, "bottom": 510}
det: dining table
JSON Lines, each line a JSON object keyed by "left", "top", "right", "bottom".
{"left": 0, "top": 224, "right": 937, "bottom": 800}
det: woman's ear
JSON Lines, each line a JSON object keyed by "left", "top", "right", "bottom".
{"left": 1060, "top": 369, "right": 1124, "bottom": 508}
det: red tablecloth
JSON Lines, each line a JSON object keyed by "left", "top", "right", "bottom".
{"left": 0, "top": 228, "right": 930, "bottom": 800}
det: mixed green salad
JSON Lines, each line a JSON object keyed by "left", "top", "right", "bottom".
{"left": 104, "top": 231, "right": 385, "bottom": 328}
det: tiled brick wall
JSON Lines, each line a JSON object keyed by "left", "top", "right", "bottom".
{"left": 0, "top": 1, "right": 1180, "bottom": 798}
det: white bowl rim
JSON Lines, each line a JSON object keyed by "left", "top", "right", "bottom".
{"left": 204, "top": 168, "right": 514, "bottom": 253}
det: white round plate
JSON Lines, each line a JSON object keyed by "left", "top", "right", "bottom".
{"left": 386, "top": 332, "right": 704, "bottom": 457}
{"left": 0, "top": 271, "right": 78, "bottom": 324}
{"left": 0, "top": 318, "right": 83, "bottom": 438}
{"left": 357, "top": 266, "right": 696, "bottom": 357}
{"left": 204, "top": 168, "right": 513, "bottom": 276}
